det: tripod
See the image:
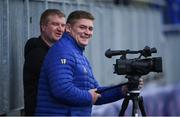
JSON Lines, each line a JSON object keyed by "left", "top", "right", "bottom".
{"left": 119, "top": 75, "right": 146, "bottom": 117}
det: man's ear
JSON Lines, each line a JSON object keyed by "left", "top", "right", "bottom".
{"left": 65, "top": 23, "right": 71, "bottom": 32}
{"left": 41, "top": 25, "right": 46, "bottom": 32}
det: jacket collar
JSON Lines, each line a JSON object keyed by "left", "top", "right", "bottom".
{"left": 62, "top": 32, "right": 85, "bottom": 53}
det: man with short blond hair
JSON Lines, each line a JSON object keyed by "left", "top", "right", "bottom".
{"left": 23, "top": 9, "right": 65, "bottom": 115}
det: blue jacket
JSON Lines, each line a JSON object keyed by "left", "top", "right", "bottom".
{"left": 35, "top": 32, "right": 125, "bottom": 116}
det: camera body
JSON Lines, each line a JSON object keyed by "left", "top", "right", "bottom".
{"left": 114, "top": 57, "right": 162, "bottom": 76}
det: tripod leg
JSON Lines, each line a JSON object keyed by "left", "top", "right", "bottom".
{"left": 138, "top": 96, "right": 146, "bottom": 116}
{"left": 119, "top": 95, "right": 130, "bottom": 116}
{"left": 132, "top": 96, "right": 139, "bottom": 117}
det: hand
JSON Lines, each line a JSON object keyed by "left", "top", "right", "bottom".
{"left": 138, "top": 78, "right": 143, "bottom": 89}
{"left": 88, "top": 89, "right": 101, "bottom": 104}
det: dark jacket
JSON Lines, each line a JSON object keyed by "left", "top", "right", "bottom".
{"left": 23, "top": 36, "right": 50, "bottom": 115}
{"left": 35, "top": 32, "right": 125, "bottom": 116}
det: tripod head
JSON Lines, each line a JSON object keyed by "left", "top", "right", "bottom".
{"left": 126, "top": 75, "right": 141, "bottom": 94}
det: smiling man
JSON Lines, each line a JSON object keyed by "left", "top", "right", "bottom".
{"left": 35, "top": 10, "right": 143, "bottom": 116}
{"left": 23, "top": 9, "right": 65, "bottom": 115}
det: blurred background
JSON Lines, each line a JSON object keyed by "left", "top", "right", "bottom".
{"left": 0, "top": 0, "right": 180, "bottom": 116}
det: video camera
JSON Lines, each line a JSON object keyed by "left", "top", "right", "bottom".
{"left": 105, "top": 46, "right": 162, "bottom": 76}
{"left": 105, "top": 46, "right": 162, "bottom": 116}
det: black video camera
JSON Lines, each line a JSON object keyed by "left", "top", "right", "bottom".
{"left": 105, "top": 46, "right": 162, "bottom": 76}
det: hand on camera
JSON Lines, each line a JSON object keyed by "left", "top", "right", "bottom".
{"left": 138, "top": 78, "right": 144, "bottom": 89}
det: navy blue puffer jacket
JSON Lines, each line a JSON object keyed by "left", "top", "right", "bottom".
{"left": 35, "top": 32, "right": 125, "bottom": 116}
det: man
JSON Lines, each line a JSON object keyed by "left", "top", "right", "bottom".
{"left": 35, "top": 10, "right": 143, "bottom": 116}
{"left": 23, "top": 9, "right": 65, "bottom": 115}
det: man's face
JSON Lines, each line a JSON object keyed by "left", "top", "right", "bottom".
{"left": 67, "top": 19, "right": 94, "bottom": 47}
{"left": 41, "top": 15, "right": 66, "bottom": 43}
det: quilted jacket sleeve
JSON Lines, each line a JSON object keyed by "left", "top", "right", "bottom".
{"left": 95, "top": 85, "right": 126, "bottom": 105}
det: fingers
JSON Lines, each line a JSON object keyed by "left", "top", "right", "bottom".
{"left": 89, "top": 89, "right": 101, "bottom": 104}
{"left": 89, "top": 89, "right": 101, "bottom": 98}
{"left": 139, "top": 78, "right": 143, "bottom": 84}
{"left": 138, "top": 78, "right": 144, "bottom": 89}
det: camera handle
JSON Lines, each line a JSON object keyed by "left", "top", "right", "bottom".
{"left": 119, "top": 75, "right": 146, "bottom": 117}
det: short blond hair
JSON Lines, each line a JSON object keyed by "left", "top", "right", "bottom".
{"left": 40, "top": 9, "right": 65, "bottom": 26}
